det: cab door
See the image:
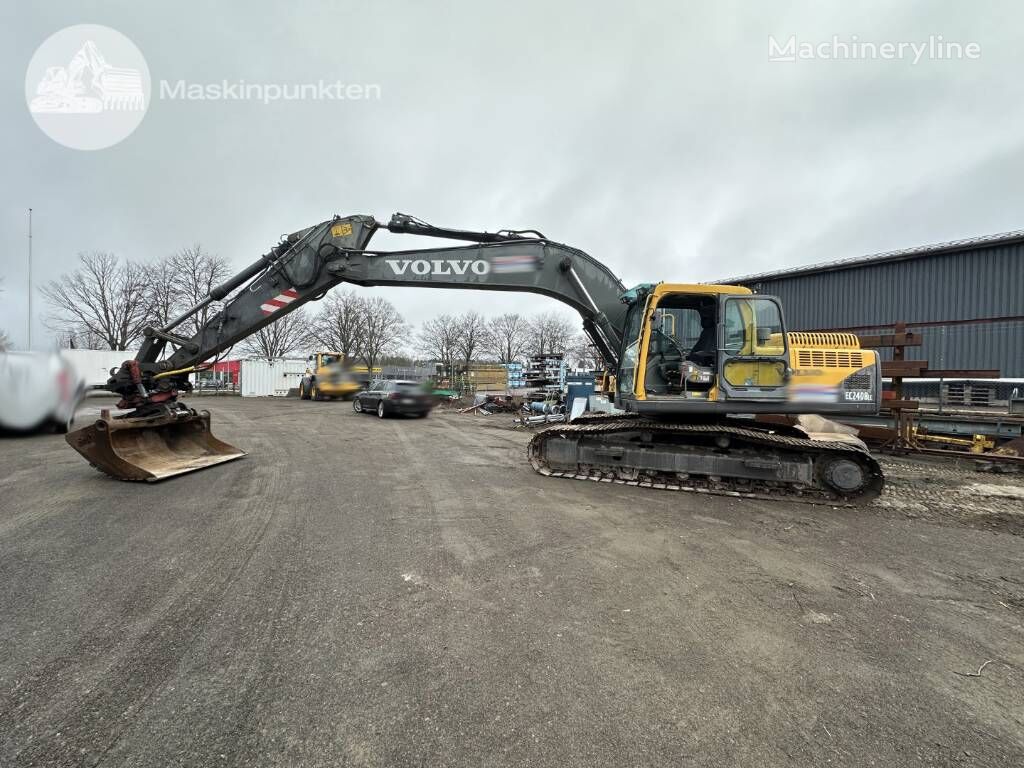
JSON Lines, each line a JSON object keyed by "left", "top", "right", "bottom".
{"left": 717, "top": 296, "right": 789, "bottom": 402}
{"left": 613, "top": 294, "right": 651, "bottom": 406}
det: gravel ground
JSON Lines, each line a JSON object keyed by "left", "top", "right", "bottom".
{"left": 875, "top": 455, "right": 1024, "bottom": 536}
{"left": 0, "top": 396, "right": 1022, "bottom": 767}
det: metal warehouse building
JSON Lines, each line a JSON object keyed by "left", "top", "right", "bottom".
{"left": 724, "top": 231, "right": 1024, "bottom": 378}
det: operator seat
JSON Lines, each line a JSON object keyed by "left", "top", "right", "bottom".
{"left": 687, "top": 315, "right": 717, "bottom": 367}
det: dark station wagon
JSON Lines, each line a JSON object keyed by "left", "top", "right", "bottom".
{"left": 352, "top": 380, "right": 433, "bottom": 418}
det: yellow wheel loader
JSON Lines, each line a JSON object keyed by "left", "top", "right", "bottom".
{"left": 66, "top": 212, "right": 883, "bottom": 502}
{"left": 298, "top": 352, "right": 371, "bottom": 401}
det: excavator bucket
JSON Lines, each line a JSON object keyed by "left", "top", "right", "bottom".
{"left": 65, "top": 409, "right": 245, "bottom": 482}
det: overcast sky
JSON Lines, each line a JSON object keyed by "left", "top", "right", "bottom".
{"left": 2, "top": 1, "right": 1022, "bottom": 351}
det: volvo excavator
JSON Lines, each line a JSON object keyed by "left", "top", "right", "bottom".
{"left": 66, "top": 212, "right": 885, "bottom": 503}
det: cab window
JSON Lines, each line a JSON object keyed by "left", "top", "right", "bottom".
{"left": 616, "top": 301, "right": 646, "bottom": 397}
{"left": 724, "top": 301, "right": 746, "bottom": 353}
{"left": 723, "top": 298, "right": 785, "bottom": 356}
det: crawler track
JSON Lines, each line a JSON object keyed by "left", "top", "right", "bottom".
{"left": 528, "top": 415, "right": 884, "bottom": 505}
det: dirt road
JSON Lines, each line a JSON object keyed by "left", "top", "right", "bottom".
{"left": 1, "top": 397, "right": 1022, "bottom": 766}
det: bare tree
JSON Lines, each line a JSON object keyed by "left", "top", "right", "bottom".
{"left": 239, "top": 307, "right": 311, "bottom": 360}
{"left": 567, "top": 334, "right": 602, "bottom": 370}
{"left": 357, "top": 296, "right": 406, "bottom": 375}
{"left": 308, "top": 289, "right": 364, "bottom": 361}
{"left": 485, "top": 312, "right": 529, "bottom": 363}
{"left": 54, "top": 328, "right": 106, "bottom": 350}
{"left": 528, "top": 311, "right": 577, "bottom": 355}
{"left": 41, "top": 252, "right": 151, "bottom": 350}
{"left": 144, "top": 256, "right": 181, "bottom": 330}
{"left": 164, "top": 245, "right": 232, "bottom": 339}
{"left": 418, "top": 314, "right": 460, "bottom": 375}
{"left": 454, "top": 310, "right": 487, "bottom": 371}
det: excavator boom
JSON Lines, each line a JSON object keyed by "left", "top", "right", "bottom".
{"left": 69, "top": 212, "right": 630, "bottom": 481}
{"left": 137, "top": 213, "right": 626, "bottom": 375}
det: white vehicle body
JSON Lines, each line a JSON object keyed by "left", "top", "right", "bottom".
{"left": 0, "top": 352, "right": 86, "bottom": 433}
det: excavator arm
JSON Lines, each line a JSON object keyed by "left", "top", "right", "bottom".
{"left": 123, "top": 212, "right": 627, "bottom": 403}
{"left": 71, "top": 212, "right": 632, "bottom": 481}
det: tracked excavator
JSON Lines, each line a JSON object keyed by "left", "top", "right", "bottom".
{"left": 66, "top": 213, "right": 884, "bottom": 503}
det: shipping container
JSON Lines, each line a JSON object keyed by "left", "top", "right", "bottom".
{"left": 59, "top": 349, "right": 140, "bottom": 388}
{"left": 240, "top": 359, "right": 309, "bottom": 397}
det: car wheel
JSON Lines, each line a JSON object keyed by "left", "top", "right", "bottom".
{"left": 300, "top": 383, "right": 311, "bottom": 400}
{"left": 377, "top": 401, "right": 386, "bottom": 418}
{"left": 353, "top": 398, "right": 363, "bottom": 413}
{"left": 311, "top": 384, "right": 320, "bottom": 401}
{"left": 416, "top": 411, "right": 428, "bottom": 418}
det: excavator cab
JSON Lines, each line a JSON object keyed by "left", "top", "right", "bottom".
{"left": 615, "top": 282, "right": 879, "bottom": 418}
{"left": 615, "top": 284, "right": 794, "bottom": 413}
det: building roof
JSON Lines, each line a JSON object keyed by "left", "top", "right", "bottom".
{"left": 720, "top": 228, "right": 1024, "bottom": 284}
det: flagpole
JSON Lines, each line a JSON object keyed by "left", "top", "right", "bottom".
{"left": 28, "top": 207, "right": 33, "bottom": 350}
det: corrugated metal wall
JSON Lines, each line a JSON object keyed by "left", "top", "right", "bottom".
{"left": 739, "top": 242, "right": 1024, "bottom": 376}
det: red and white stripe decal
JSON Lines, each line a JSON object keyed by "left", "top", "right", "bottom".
{"left": 260, "top": 288, "right": 299, "bottom": 316}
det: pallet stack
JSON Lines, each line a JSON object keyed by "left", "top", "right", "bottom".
{"left": 525, "top": 353, "right": 564, "bottom": 388}
{"left": 501, "top": 361, "right": 526, "bottom": 389}
{"left": 465, "top": 363, "right": 509, "bottom": 393}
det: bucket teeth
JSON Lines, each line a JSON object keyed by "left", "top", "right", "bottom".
{"left": 65, "top": 409, "right": 245, "bottom": 482}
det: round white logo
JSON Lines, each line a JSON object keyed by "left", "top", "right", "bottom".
{"left": 25, "top": 24, "right": 150, "bottom": 151}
